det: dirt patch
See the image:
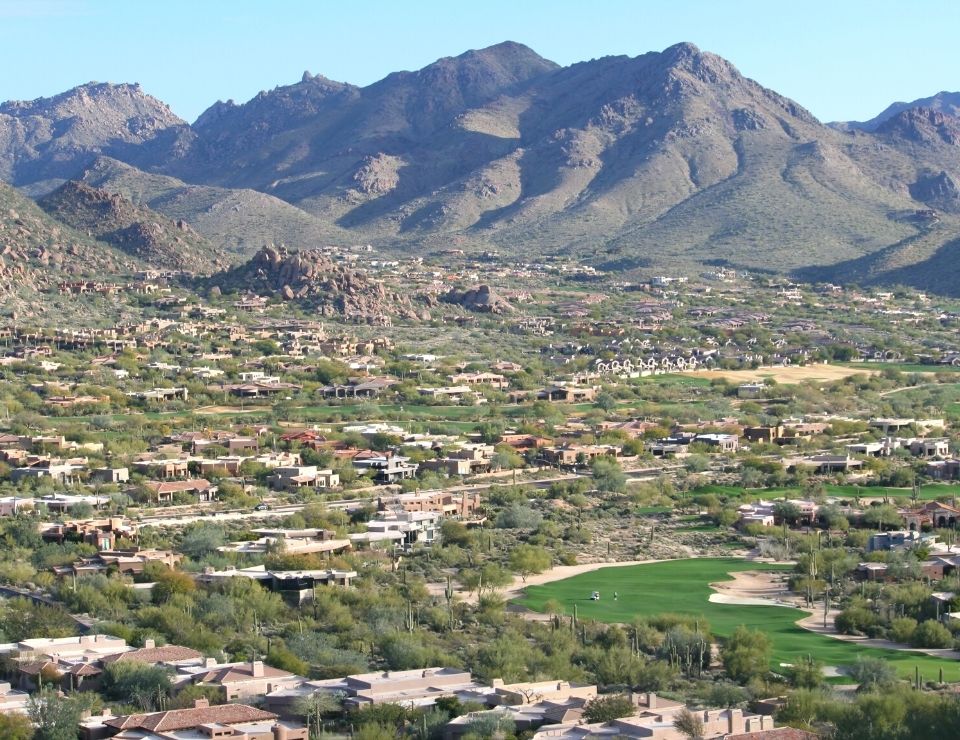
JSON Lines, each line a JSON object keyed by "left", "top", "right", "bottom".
{"left": 684, "top": 364, "right": 877, "bottom": 385}
{"left": 194, "top": 405, "right": 259, "bottom": 415}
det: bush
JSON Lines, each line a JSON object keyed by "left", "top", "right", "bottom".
{"left": 911, "top": 620, "right": 953, "bottom": 649}
{"left": 835, "top": 606, "right": 877, "bottom": 636}
{"left": 850, "top": 656, "right": 898, "bottom": 691}
{"left": 583, "top": 694, "right": 636, "bottom": 723}
{"left": 495, "top": 504, "right": 542, "bottom": 529}
{"left": 889, "top": 617, "right": 917, "bottom": 645}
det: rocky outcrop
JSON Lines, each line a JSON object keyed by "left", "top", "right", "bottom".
{"left": 0, "top": 82, "right": 187, "bottom": 184}
{"left": 0, "top": 181, "right": 137, "bottom": 302}
{"left": 38, "top": 181, "right": 223, "bottom": 272}
{"left": 209, "top": 245, "right": 430, "bottom": 325}
{"left": 910, "top": 171, "right": 960, "bottom": 211}
{"left": 876, "top": 107, "right": 960, "bottom": 146}
{"left": 440, "top": 284, "right": 513, "bottom": 314}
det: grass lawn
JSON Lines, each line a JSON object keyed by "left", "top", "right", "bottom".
{"left": 517, "top": 558, "right": 960, "bottom": 681}
{"left": 840, "top": 362, "right": 960, "bottom": 374}
{"left": 691, "top": 484, "right": 957, "bottom": 502}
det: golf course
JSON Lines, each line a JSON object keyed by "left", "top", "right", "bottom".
{"left": 517, "top": 558, "right": 960, "bottom": 682}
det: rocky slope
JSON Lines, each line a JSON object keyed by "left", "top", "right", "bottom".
{"left": 0, "top": 82, "right": 187, "bottom": 188}
{"left": 149, "top": 42, "right": 960, "bottom": 274}
{"left": 208, "top": 245, "right": 431, "bottom": 325}
{"left": 38, "top": 181, "right": 225, "bottom": 272}
{"left": 78, "top": 157, "right": 351, "bottom": 255}
{"left": 0, "top": 181, "right": 138, "bottom": 301}
{"left": 5, "top": 44, "right": 960, "bottom": 289}
{"left": 832, "top": 91, "right": 960, "bottom": 132}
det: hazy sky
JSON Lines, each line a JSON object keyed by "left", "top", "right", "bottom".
{"left": 2, "top": 0, "right": 958, "bottom": 124}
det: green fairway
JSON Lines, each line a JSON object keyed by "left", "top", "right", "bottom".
{"left": 840, "top": 362, "right": 960, "bottom": 374}
{"left": 518, "top": 558, "right": 960, "bottom": 681}
{"left": 691, "top": 483, "right": 957, "bottom": 502}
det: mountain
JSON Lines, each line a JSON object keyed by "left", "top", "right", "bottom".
{"left": 156, "top": 41, "right": 924, "bottom": 272}
{"left": 78, "top": 157, "right": 350, "bottom": 256}
{"left": 831, "top": 91, "right": 960, "bottom": 132}
{"left": 0, "top": 82, "right": 187, "bottom": 189}
{"left": 0, "top": 181, "right": 139, "bottom": 307}
{"left": 5, "top": 43, "right": 960, "bottom": 290}
{"left": 37, "top": 181, "right": 227, "bottom": 272}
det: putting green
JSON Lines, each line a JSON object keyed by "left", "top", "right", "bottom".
{"left": 517, "top": 558, "right": 960, "bottom": 682}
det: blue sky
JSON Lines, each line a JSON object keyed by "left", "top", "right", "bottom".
{"left": 1, "top": 0, "right": 958, "bottom": 124}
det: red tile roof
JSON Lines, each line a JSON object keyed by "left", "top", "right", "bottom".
{"left": 101, "top": 645, "right": 202, "bottom": 665}
{"left": 192, "top": 662, "right": 294, "bottom": 685}
{"left": 104, "top": 703, "right": 276, "bottom": 731}
{"left": 726, "top": 729, "right": 818, "bottom": 740}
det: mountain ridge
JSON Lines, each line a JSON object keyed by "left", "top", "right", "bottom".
{"left": 3, "top": 42, "right": 960, "bottom": 291}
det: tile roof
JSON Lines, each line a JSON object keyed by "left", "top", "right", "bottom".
{"left": 192, "top": 662, "right": 295, "bottom": 685}
{"left": 104, "top": 703, "right": 276, "bottom": 731}
{"left": 102, "top": 645, "right": 202, "bottom": 665}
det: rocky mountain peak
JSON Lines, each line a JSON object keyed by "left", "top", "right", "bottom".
{"left": 877, "top": 106, "right": 960, "bottom": 145}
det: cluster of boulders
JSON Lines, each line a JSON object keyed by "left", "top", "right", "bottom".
{"left": 211, "top": 245, "right": 431, "bottom": 325}
{"left": 440, "top": 283, "right": 513, "bottom": 314}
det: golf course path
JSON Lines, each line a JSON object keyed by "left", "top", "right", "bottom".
{"left": 710, "top": 568, "right": 960, "bottom": 661}
{"left": 431, "top": 558, "right": 677, "bottom": 605}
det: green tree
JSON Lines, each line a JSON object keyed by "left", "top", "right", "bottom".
{"left": 495, "top": 504, "right": 542, "bottom": 529}
{"left": 178, "top": 522, "right": 226, "bottom": 560}
{"left": 464, "top": 711, "right": 516, "bottom": 739}
{"left": 0, "top": 712, "right": 32, "bottom": 740}
{"left": 595, "top": 392, "right": 617, "bottom": 412}
{"left": 102, "top": 660, "right": 173, "bottom": 711}
{"left": 591, "top": 457, "right": 626, "bottom": 493}
{"left": 789, "top": 654, "right": 824, "bottom": 689}
{"left": 582, "top": 694, "right": 636, "bottom": 723}
{"left": 294, "top": 691, "right": 343, "bottom": 738}
{"left": 911, "top": 620, "right": 953, "bottom": 648}
{"left": 721, "top": 625, "right": 772, "bottom": 683}
{"left": 508, "top": 544, "right": 552, "bottom": 582}
{"left": 862, "top": 504, "right": 904, "bottom": 531}
{"left": 29, "top": 688, "right": 85, "bottom": 740}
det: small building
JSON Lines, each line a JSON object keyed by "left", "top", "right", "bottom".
{"left": 81, "top": 699, "right": 306, "bottom": 740}
{"left": 185, "top": 660, "right": 305, "bottom": 701}
{"left": 377, "top": 491, "right": 481, "bottom": 519}
{"left": 352, "top": 452, "right": 418, "bottom": 484}
{"left": 867, "top": 530, "right": 922, "bottom": 552}
{"left": 143, "top": 478, "right": 216, "bottom": 504}
{"left": 198, "top": 565, "right": 357, "bottom": 602}
{"left": 268, "top": 465, "right": 340, "bottom": 490}
{"left": 694, "top": 433, "right": 739, "bottom": 453}
{"left": 91, "top": 467, "right": 130, "bottom": 484}
{"left": 738, "top": 383, "right": 765, "bottom": 399}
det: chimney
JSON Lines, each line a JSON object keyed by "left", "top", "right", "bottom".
{"left": 252, "top": 660, "right": 265, "bottom": 677}
{"left": 273, "top": 724, "right": 290, "bottom": 740}
{"left": 645, "top": 692, "right": 657, "bottom": 709}
{"left": 728, "top": 708, "right": 736, "bottom": 735}
{"left": 193, "top": 697, "right": 210, "bottom": 709}
{"left": 143, "top": 639, "right": 155, "bottom": 649}
{"left": 205, "top": 657, "right": 218, "bottom": 668}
